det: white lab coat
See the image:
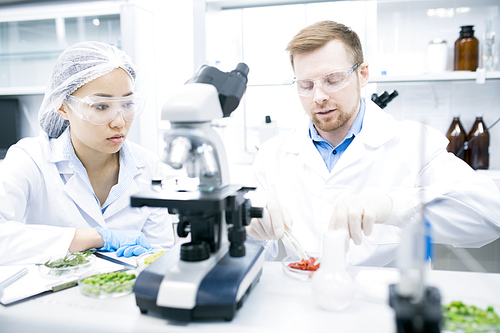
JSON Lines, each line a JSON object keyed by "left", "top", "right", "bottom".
{"left": 253, "top": 100, "right": 500, "bottom": 266}
{"left": 0, "top": 131, "right": 174, "bottom": 265}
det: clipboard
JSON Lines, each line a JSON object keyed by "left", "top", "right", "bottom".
{"left": 0, "top": 257, "right": 124, "bottom": 305}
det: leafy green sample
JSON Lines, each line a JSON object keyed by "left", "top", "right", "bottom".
{"left": 40, "top": 250, "right": 95, "bottom": 269}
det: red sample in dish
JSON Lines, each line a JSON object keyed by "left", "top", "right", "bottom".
{"left": 288, "top": 257, "right": 319, "bottom": 271}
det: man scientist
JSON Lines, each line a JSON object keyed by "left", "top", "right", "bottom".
{"left": 245, "top": 20, "right": 500, "bottom": 266}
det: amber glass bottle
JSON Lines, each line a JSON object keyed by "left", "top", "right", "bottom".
{"left": 454, "top": 25, "right": 479, "bottom": 71}
{"left": 466, "top": 116, "right": 489, "bottom": 170}
{"left": 445, "top": 116, "right": 466, "bottom": 160}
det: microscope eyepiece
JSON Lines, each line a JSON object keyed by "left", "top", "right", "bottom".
{"left": 234, "top": 63, "right": 249, "bottom": 76}
{"left": 186, "top": 63, "right": 249, "bottom": 117}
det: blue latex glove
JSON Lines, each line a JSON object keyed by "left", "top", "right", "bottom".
{"left": 96, "top": 227, "right": 152, "bottom": 257}
{"left": 115, "top": 245, "right": 149, "bottom": 257}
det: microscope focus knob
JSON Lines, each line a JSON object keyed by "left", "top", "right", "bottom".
{"left": 180, "top": 242, "right": 210, "bottom": 262}
{"left": 177, "top": 220, "right": 191, "bottom": 238}
{"left": 228, "top": 226, "right": 246, "bottom": 257}
{"left": 249, "top": 207, "right": 263, "bottom": 218}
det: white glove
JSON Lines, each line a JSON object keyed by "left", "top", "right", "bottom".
{"left": 329, "top": 193, "right": 393, "bottom": 245}
{"left": 245, "top": 191, "right": 292, "bottom": 240}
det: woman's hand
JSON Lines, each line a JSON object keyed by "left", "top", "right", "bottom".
{"left": 69, "top": 228, "right": 105, "bottom": 253}
{"left": 96, "top": 227, "right": 152, "bottom": 257}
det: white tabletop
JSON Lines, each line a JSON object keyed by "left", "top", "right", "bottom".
{"left": 1, "top": 262, "right": 499, "bottom": 333}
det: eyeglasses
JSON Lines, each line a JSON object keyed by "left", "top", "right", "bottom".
{"left": 66, "top": 93, "right": 145, "bottom": 125}
{"left": 294, "top": 63, "right": 360, "bottom": 97}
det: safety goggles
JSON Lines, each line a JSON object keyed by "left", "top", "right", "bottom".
{"left": 66, "top": 93, "right": 145, "bottom": 125}
{"left": 294, "top": 63, "right": 360, "bottom": 97}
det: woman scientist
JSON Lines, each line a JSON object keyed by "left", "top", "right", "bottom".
{"left": 0, "top": 41, "right": 174, "bottom": 265}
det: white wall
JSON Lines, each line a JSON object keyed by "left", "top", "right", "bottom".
{"left": 205, "top": 0, "right": 500, "bottom": 170}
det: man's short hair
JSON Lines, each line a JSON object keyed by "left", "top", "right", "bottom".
{"left": 286, "top": 20, "right": 364, "bottom": 70}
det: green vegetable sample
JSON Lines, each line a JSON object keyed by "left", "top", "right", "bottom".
{"left": 442, "top": 301, "right": 500, "bottom": 332}
{"left": 39, "top": 250, "right": 95, "bottom": 269}
{"left": 81, "top": 271, "right": 136, "bottom": 296}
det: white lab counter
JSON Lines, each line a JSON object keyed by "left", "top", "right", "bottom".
{"left": 1, "top": 262, "right": 499, "bottom": 333}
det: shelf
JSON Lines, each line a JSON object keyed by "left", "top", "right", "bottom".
{"left": 370, "top": 71, "right": 500, "bottom": 83}
{"left": 243, "top": 71, "right": 500, "bottom": 88}
{"left": 206, "top": 0, "right": 331, "bottom": 10}
{"left": 0, "top": 1, "right": 123, "bottom": 23}
{"left": 0, "top": 86, "right": 46, "bottom": 96}
{"left": 0, "top": 50, "right": 64, "bottom": 58}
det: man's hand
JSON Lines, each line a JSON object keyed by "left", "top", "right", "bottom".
{"left": 245, "top": 191, "right": 292, "bottom": 240}
{"left": 329, "top": 193, "right": 393, "bottom": 245}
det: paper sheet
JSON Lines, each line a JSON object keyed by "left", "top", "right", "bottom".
{"left": 0, "top": 257, "right": 124, "bottom": 305}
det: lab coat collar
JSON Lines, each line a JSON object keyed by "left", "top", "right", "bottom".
{"left": 101, "top": 142, "right": 145, "bottom": 218}
{"left": 54, "top": 129, "right": 105, "bottom": 225}
{"left": 356, "top": 100, "right": 399, "bottom": 148}
{"left": 47, "top": 128, "right": 146, "bottom": 225}
{"left": 281, "top": 100, "right": 398, "bottom": 179}
{"left": 64, "top": 175, "right": 105, "bottom": 226}
{"left": 48, "top": 127, "right": 74, "bottom": 173}
{"left": 282, "top": 100, "right": 397, "bottom": 154}
{"left": 102, "top": 177, "right": 141, "bottom": 219}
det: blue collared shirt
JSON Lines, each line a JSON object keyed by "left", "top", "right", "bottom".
{"left": 309, "top": 98, "right": 365, "bottom": 172}
{"left": 49, "top": 127, "right": 138, "bottom": 214}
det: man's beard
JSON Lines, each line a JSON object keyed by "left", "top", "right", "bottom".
{"left": 311, "top": 104, "right": 355, "bottom": 133}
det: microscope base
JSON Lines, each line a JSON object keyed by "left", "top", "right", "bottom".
{"left": 389, "top": 284, "right": 442, "bottom": 333}
{"left": 134, "top": 243, "right": 264, "bottom": 322}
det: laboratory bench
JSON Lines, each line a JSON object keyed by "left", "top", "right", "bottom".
{"left": 1, "top": 262, "right": 499, "bottom": 333}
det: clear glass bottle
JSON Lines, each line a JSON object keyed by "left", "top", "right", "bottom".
{"left": 483, "top": 20, "right": 497, "bottom": 71}
{"left": 466, "top": 116, "right": 489, "bottom": 170}
{"left": 445, "top": 116, "right": 466, "bottom": 161}
{"left": 311, "top": 229, "right": 356, "bottom": 311}
{"left": 454, "top": 25, "right": 479, "bottom": 71}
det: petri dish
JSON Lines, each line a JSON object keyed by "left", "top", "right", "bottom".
{"left": 441, "top": 299, "right": 500, "bottom": 333}
{"left": 136, "top": 250, "right": 166, "bottom": 271}
{"left": 281, "top": 253, "right": 319, "bottom": 282}
{"left": 78, "top": 270, "right": 137, "bottom": 299}
{"left": 38, "top": 254, "right": 96, "bottom": 279}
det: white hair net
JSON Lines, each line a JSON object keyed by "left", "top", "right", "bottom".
{"left": 38, "top": 41, "right": 137, "bottom": 138}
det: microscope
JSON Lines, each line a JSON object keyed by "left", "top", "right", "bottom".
{"left": 131, "top": 63, "right": 265, "bottom": 321}
{"left": 389, "top": 212, "right": 442, "bottom": 331}
{"left": 371, "top": 90, "right": 398, "bottom": 109}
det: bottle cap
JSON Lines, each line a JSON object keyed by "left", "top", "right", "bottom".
{"left": 460, "top": 25, "right": 474, "bottom": 32}
{"left": 265, "top": 115, "right": 271, "bottom": 123}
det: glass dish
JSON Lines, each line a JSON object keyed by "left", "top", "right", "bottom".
{"left": 441, "top": 299, "right": 500, "bottom": 333}
{"left": 78, "top": 269, "right": 137, "bottom": 299}
{"left": 136, "top": 250, "right": 166, "bottom": 271}
{"left": 38, "top": 254, "right": 96, "bottom": 279}
{"left": 281, "top": 253, "right": 319, "bottom": 282}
